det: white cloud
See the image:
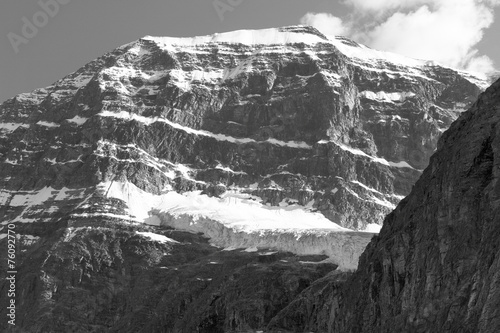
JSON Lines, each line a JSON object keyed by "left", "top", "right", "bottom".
{"left": 300, "top": 0, "right": 499, "bottom": 75}
{"left": 466, "top": 54, "right": 496, "bottom": 75}
{"left": 342, "top": 0, "right": 430, "bottom": 13}
{"left": 300, "top": 13, "right": 350, "bottom": 37}
{"left": 367, "top": 1, "right": 494, "bottom": 70}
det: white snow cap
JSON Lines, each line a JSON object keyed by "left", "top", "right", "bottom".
{"left": 136, "top": 25, "right": 488, "bottom": 89}
{"left": 143, "top": 26, "right": 329, "bottom": 47}
{"left": 140, "top": 26, "right": 433, "bottom": 77}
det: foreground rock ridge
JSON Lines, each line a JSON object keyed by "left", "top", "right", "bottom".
{"left": 269, "top": 78, "right": 500, "bottom": 332}
{"left": 0, "top": 26, "right": 495, "bottom": 332}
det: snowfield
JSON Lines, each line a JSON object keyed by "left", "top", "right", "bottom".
{"left": 141, "top": 25, "right": 487, "bottom": 87}
{"left": 136, "top": 231, "right": 179, "bottom": 244}
{"left": 0, "top": 179, "right": 380, "bottom": 270}
{"left": 143, "top": 27, "right": 328, "bottom": 49}
{"left": 83, "top": 181, "right": 375, "bottom": 270}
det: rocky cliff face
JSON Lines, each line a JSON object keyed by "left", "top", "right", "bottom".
{"left": 0, "top": 218, "right": 340, "bottom": 332}
{"left": 0, "top": 26, "right": 486, "bottom": 233}
{"left": 269, "top": 78, "right": 500, "bottom": 333}
{"left": 0, "top": 26, "right": 494, "bottom": 332}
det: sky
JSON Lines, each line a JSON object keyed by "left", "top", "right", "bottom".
{"left": 1, "top": 0, "right": 499, "bottom": 103}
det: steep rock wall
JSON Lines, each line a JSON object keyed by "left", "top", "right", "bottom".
{"left": 270, "top": 78, "right": 500, "bottom": 333}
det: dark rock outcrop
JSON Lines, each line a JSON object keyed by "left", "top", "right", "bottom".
{"left": 269, "top": 78, "right": 500, "bottom": 333}
{"left": 0, "top": 218, "right": 337, "bottom": 332}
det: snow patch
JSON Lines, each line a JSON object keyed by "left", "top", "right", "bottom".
{"left": 66, "top": 116, "right": 88, "bottom": 126}
{"left": 36, "top": 121, "right": 60, "bottom": 128}
{"left": 4, "top": 159, "right": 20, "bottom": 165}
{"left": 98, "top": 110, "right": 312, "bottom": 149}
{"left": 215, "top": 164, "right": 247, "bottom": 175}
{"left": 350, "top": 180, "right": 384, "bottom": 196}
{"left": 318, "top": 140, "right": 418, "bottom": 170}
{"left": 95, "top": 139, "right": 199, "bottom": 181}
{"left": 68, "top": 74, "right": 92, "bottom": 88}
{"left": 362, "top": 224, "right": 382, "bottom": 233}
{"left": 260, "top": 251, "right": 278, "bottom": 256}
{"left": 127, "top": 43, "right": 152, "bottom": 57}
{"left": 359, "top": 91, "right": 415, "bottom": 103}
{"left": 144, "top": 27, "right": 328, "bottom": 48}
{"left": 330, "top": 37, "right": 425, "bottom": 69}
{"left": 136, "top": 232, "right": 179, "bottom": 244}
{"left": 8, "top": 187, "right": 56, "bottom": 207}
{"left": 1, "top": 187, "right": 87, "bottom": 224}
{"left": 243, "top": 247, "right": 258, "bottom": 252}
{"left": 388, "top": 161, "right": 415, "bottom": 169}
{"left": 0, "top": 123, "right": 29, "bottom": 132}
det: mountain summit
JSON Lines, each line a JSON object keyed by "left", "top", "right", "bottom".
{"left": 0, "top": 25, "right": 489, "bottom": 265}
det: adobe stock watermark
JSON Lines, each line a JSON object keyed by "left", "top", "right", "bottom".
{"left": 7, "top": 0, "right": 71, "bottom": 54}
{"left": 213, "top": 0, "right": 244, "bottom": 22}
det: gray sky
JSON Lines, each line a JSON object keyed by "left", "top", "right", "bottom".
{"left": 1, "top": 0, "right": 499, "bottom": 103}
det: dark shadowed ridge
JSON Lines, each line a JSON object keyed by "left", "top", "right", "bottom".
{"left": 270, "top": 78, "right": 500, "bottom": 332}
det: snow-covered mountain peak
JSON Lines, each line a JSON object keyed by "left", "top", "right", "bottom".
{"left": 134, "top": 25, "right": 489, "bottom": 89}
{"left": 0, "top": 24, "right": 490, "bottom": 271}
{"left": 1, "top": 23, "right": 499, "bottom": 332}
{"left": 142, "top": 25, "right": 329, "bottom": 48}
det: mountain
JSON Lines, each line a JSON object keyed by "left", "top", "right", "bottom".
{"left": 0, "top": 26, "right": 493, "bottom": 332}
{"left": 269, "top": 77, "right": 500, "bottom": 333}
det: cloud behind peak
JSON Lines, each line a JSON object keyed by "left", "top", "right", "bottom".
{"left": 301, "top": 0, "right": 499, "bottom": 77}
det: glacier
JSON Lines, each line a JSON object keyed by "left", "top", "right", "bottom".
{"left": 76, "top": 180, "right": 376, "bottom": 271}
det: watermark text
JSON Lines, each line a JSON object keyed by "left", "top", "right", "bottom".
{"left": 8, "top": 0, "right": 71, "bottom": 54}
{"left": 6, "top": 223, "right": 17, "bottom": 326}
{"left": 213, "top": 0, "right": 244, "bottom": 22}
